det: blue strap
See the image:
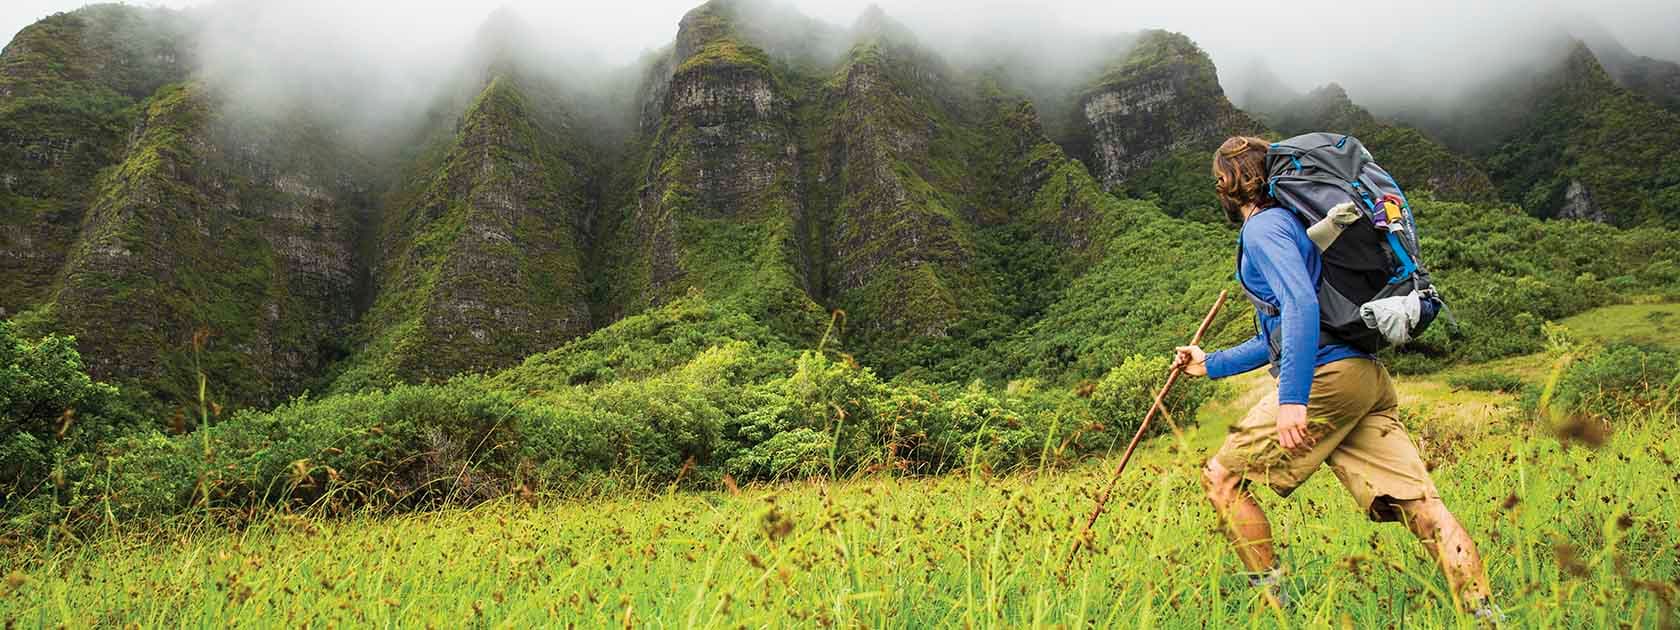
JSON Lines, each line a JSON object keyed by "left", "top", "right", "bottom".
{"left": 1350, "top": 180, "right": 1375, "bottom": 209}
{"left": 1235, "top": 235, "right": 1281, "bottom": 318}
{"left": 1386, "top": 231, "right": 1418, "bottom": 284}
{"left": 1371, "top": 170, "right": 1421, "bottom": 252}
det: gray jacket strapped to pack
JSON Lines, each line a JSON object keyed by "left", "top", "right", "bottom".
{"left": 1243, "top": 132, "right": 1447, "bottom": 356}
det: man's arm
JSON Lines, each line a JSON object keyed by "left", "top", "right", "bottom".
{"left": 1203, "top": 334, "right": 1269, "bottom": 379}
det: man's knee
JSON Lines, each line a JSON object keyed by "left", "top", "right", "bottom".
{"left": 1202, "top": 460, "right": 1241, "bottom": 502}
{"left": 1396, "top": 496, "right": 1448, "bottom": 536}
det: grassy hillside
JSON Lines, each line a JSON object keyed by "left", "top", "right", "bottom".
{"left": 5, "top": 309, "right": 1674, "bottom": 627}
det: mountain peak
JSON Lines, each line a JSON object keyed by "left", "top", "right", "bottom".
{"left": 0, "top": 3, "right": 189, "bottom": 100}
{"left": 1557, "top": 39, "right": 1620, "bottom": 91}
{"left": 852, "top": 4, "right": 896, "bottom": 37}
{"left": 1313, "top": 81, "right": 1351, "bottom": 102}
{"left": 1568, "top": 25, "right": 1680, "bottom": 112}
{"left": 1227, "top": 58, "right": 1300, "bottom": 114}
{"left": 1075, "top": 28, "right": 1259, "bottom": 189}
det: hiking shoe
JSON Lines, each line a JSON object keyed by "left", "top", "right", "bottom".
{"left": 1249, "top": 568, "right": 1291, "bottom": 611}
{"left": 1471, "top": 601, "right": 1505, "bottom": 626}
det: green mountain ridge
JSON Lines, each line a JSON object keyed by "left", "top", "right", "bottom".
{"left": 0, "top": 5, "right": 190, "bottom": 315}
{"left": 1, "top": 0, "right": 1677, "bottom": 420}
{"left": 1573, "top": 21, "right": 1680, "bottom": 113}
{"left": 1481, "top": 42, "right": 1680, "bottom": 225}
{"left": 1261, "top": 82, "right": 1497, "bottom": 204}
{"left": 335, "top": 73, "right": 596, "bottom": 390}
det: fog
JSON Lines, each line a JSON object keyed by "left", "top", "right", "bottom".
{"left": 4, "top": 0, "right": 1678, "bottom": 144}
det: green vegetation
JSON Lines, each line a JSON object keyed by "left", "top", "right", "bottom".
{"left": 1558, "top": 303, "right": 1680, "bottom": 350}
{"left": 0, "top": 321, "right": 141, "bottom": 514}
{"left": 1446, "top": 369, "right": 1525, "bottom": 394}
{"left": 1482, "top": 44, "right": 1680, "bottom": 226}
{"left": 3, "top": 4, "right": 1680, "bottom": 626}
{"left": 1529, "top": 339, "right": 1678, "bottom": 423}
{"left": 1115, "top": 146, "right": 1226, "bottom": 223}
{"left": 4, "top": 295, "right": 1214, "bottom": 535}
{"left": 4, "top": 339, "right": 1674, "bottom": 627}
{"left": 1392, "top": 198, "right": 1680, "bottom": 371}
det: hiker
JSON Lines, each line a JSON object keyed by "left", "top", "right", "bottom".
{"left": 1172, "top": 136, "right": 1497, "bottom": 618}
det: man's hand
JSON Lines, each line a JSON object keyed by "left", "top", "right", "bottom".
{"left": 1276, "top": 404, "right": 1313, "bottom": 452}
{"left": 1174, "top": 345, "right": 1208, "bottom": 377}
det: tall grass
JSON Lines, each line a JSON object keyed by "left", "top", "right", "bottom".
{"left": 3, "top": 388, "right": 1673, "bottom": 627}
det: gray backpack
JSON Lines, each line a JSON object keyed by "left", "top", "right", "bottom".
{"left": 1248, "top": 132, "right": 1445, "bottom": 353}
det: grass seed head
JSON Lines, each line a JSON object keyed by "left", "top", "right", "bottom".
{"left": 1554, "top": 414, "right": 1609, "bottom": 448}
{"left": 1554, "top": 544, "right": 1591, "bottom": 578}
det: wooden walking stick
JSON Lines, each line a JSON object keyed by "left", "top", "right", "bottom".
{"left": 1066, "top": 290, "right": 1228, "bottom": 566}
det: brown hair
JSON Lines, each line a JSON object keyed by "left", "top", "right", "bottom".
{"left": 1211, "top": 136, "right": 1275, "bottom": 223}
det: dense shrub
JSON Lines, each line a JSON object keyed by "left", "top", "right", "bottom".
{"left": 1532, "top": 344, "right": 1679, "bottom": 421}
{"left": 1090, "top": 354, "right": 1215, "bottom": 440}
{"left": 1447, "top": 370, "right": 1527, "bottom": 393}
{"left": 25, "top": 322, "right": 1225, "bottom": 532}
{"left": 0, "top": 320, "right": 142, "bottom": 501}
{"left": 52, "top": 345, "right": 748, "bottom": 526}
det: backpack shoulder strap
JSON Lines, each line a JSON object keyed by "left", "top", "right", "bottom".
{"left": 1234, "top": 211, "right": 1283, "bottom": 318}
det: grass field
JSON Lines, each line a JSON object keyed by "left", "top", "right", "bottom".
{"left": 3, "top": 312, "right": 1677, "bottom": 628}
{"left": 1559, "top": 303, "right": 1680, "bottom": 351}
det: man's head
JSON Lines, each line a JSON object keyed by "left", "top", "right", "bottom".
{"left": 1212, "top": 136, "right": 1275, "bottom": 224}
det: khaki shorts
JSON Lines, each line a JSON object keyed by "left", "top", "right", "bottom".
{"left": 1213, "top": 358, "right": 1438, "bottom": 522}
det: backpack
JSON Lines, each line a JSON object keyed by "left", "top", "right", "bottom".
{"left": 1246, "top": 132, "right": 1446, "bottom": 354}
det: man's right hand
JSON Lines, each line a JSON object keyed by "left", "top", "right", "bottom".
{"left": 1174, "top": 345, "right": 1208, "bottom": 377}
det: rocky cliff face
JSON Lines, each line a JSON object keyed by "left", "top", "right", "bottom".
{"left": 815, "top": 13, "right": 983, "bottom": 345}
{"left": 601, "top": 2, "right": 1038, "bottom": 370}
{"left": 600, "top": 1, "right": 821, "bottom": 339}
{"left": 47, "top": 82, "right": 367, "bottom": 409}
{"left": 1075, "top": 30, "right": 1260, "bottom": 191}
{"left": 1, "top": 5, "right": 371, "bottom": 411}
{"left": 0, "top": 6, "right": 189, "bottom": 316}
{"left": 339, "top": 74, "right": 596, "bottom": 388}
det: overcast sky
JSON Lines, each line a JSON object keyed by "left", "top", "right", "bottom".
{"left": 4, "top": 0, "right": 1679, "bottom": 104}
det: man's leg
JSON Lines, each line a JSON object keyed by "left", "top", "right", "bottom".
{"left": 1202, "top": 458, "right": 1276, "bottom": 572}
{"left": 1394, "top": 497, "right": 1493, "bottom": 609}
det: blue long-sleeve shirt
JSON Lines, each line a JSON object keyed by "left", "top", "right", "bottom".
{"left": 1204, "top": 207, "right": 1367, "bottom": 405}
